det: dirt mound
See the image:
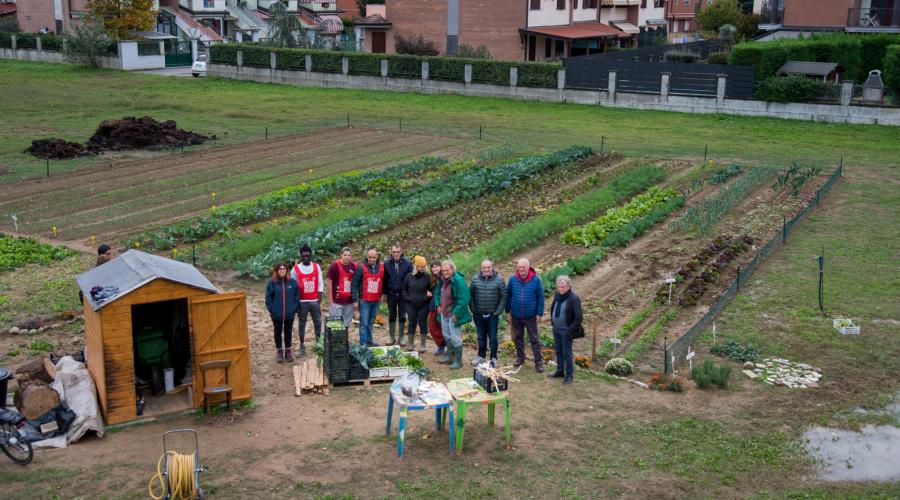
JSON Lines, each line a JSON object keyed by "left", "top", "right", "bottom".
{"left": 87, "top": 116, "right": 209, "bottom": 150}
{"left": 24, "top": 138, "right": 97, "bottom": 160}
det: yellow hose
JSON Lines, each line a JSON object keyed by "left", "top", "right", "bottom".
{"left": 148, "top": 451, "right": 197, "bottom": 500}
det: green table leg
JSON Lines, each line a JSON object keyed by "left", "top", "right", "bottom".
{"left": 455, "top": 401, "right": 468, "bottom": 454}
{"left": 504, "top": 397, "right": 511, "bottom": 450}
{"left": 488, "top": 402, "right": 495, "bottom": 427}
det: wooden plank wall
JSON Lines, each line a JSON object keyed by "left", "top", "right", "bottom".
{"left": 189, "top": 292, "right": 252, "bottom": 408}
{"left": 82, "top": 297, "right": 106, "bottom": 420}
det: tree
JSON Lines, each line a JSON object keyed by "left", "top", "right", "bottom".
{"left": 0, "top": 16, "right": 21, "bottom": 33}
{"left": 696, "top": 0, "right": 760, "bottom": 41}
{"left": 267, "top": 2, "right": 298, "bottom": 48}
{"left": 395, "top": 34, "right": 438, "bottom": 56}
{"left": 86, "top": 0, "right": 156, "bottom": 40}
{"left": 64, "top": 15, "right": 112, "bottom": 67}
{"left": 356, "top": 0, "right": 384, "bottom": 17}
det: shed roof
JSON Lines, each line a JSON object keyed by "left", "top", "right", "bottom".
{"left": 76, "top": 250, "right": 218, "bottom": 311}
{"left": 778, "top": 61, "right": 839, "bottom": 76}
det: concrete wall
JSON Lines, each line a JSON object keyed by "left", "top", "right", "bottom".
{"left": 208, "top": 59, "right": 900, "bottom": 126}
{"left": 118, "top": 41, "right": 166, "bottom": 70}
{"left": 0, "top": 46, "right": 120, "bottom": 69}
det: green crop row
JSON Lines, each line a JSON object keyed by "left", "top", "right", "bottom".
{"left": 240, "top": 146, "right": 594, "bottom": 277}
{"left": 125, "top": 156, "right": 446, "bottom": 251}
{"left": 562, "top": 187, "right": 680, "bottom": 247}
{"left": 452, "top": 165, "right": 666, "bottom": 275}
{"left": 623, "top": 307, "right": 680, "bottom": 363}
{"left": 0, "top": 234, "right": 78, "bottom": 271}
{"left": 595, "top": 301, "right": 662, "bottom": 359}
{"left": 668, "top": 166, "right": 777, "bottom": 235}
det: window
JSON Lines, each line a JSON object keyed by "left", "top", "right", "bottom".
{"left": 655, "top": 0, "right": 665, "bottom": 7}
{"left": 545, "top": 37, "right": 551, "bottom": 57}
{"left": 557, "top": 0, "right": 565, "bottom": 10}
{"left": 555, "top": 39, "right": 564, "bottom": 56}
{"left": 585, "top": 0, "right": 598, "bottom": 7}
{"left": 684, "top": 0, "right": 689, "bottom": 4}
{"left": 203, "top": 0, "right": 214, "bottom": 7}
{"left": 530, "top": 0, "right": 540, "bottom": 10}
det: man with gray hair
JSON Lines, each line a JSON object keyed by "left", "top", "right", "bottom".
{"left": 434, "top": 259, "right": 472, "bottom": 370}
{"left": 549, "top": 275, "right": 583, "bottom": 385}
{"left": 469, "top": 259, "right": 506, "bottom": 364}
{"left": 351, "top": 247, "right": 384, "bottom": 346}
{"left": 506, "top": 257, "right": 545, "bottom": 372}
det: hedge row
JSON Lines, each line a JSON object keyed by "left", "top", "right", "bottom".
{"left": 885, "top": 45, "right": 900, "bottom": 97}
{"left": 729, "top": 32, "right": 900, "bottom": 82}
{"left": 210, "top": 43, "right": 560, "bottom": 88}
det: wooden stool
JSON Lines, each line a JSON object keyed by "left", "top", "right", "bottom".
{"left": 200, "top": 360, "right": 233, "bottom": 413}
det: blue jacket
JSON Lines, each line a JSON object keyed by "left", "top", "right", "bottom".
{"left": 506, "top": 268, "right": 545, "bottom": 319}
{"left": 265, "top": 276, "right": 299, "bottom": 321}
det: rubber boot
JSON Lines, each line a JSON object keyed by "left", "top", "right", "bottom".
{"left": 276, "top": 348, "right": 284, "bottom": 363}
{"left": 407, "top": 330, "right": 416, "bottom": 351}
{"left": 449, "top": 344, "right": 463, "bottom": 370}
{"left": 388, "top": 321, "right": 397, "bottom": 346}
{"left": 437, "top": 344, "right": 453, "bottom": 365}
{"left": 434, "top": 345, "right": 446, "bottom": 356}
{"left": 399, "top": 323, "right": 407, "bottom": 348}
{"left": 284, "top": 347, "right": 294, "bottom": 362}
{"left": 417, "top": 335, "right": 427, "bottom": 353}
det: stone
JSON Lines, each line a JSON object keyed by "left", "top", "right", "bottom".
{"left": 28, "top": 329, "right": 37, "bottom": 335}
{"left": 742, "top": 370, "right": 758, "bottom": 379}
{"left": 743, "top": 361, "right": 755, "bottom": 369}
{"left": 774, "top": 379, "right": 785, "bottom": 386}
{"left": 9, "top": 327, "right": 19, "bottom": 335}
{"left": 38, "top": 327, "right": 45, "bottom": 333}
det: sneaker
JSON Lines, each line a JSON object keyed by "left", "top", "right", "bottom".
{"left": 548, "top": 371, "right": 564, "bottom": 378}
{"left": 563, "top": 377, "right": 573, "bottom": 385}
{"left": 513, "top": 358, "right": 524, "bottom": 368}
{"left": 490, "top": 358, "right": 499, "bottom": 368}
{"left": 535, "top": 363, "right": 545, "bottom": 374}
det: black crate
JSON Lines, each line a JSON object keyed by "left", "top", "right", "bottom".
{"left": 326, "top": 344, "right": 348, "bottom": 359}
{"left": 325, "top": 324, "right": 349, "bottom": 343}
{"left": 349, "top": 360, "right": 369, "bottom": 380}
{"left": 324, "top": 358, "right": 349, "bottom": 383}
{"left": 473, "top": 369, "right": 508, "bottom": 393}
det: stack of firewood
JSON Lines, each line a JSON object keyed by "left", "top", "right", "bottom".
{"left": 292, "top": 359, "right": 330, "bottom": 396}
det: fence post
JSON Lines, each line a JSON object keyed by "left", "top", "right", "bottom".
{"left": 380, "top": 58, "right": 388, "bottom": 78}
{"left": 736, "top": 265, "right": 741, "bottom": 291}
{"left": 663, "top": 337, "right": 670, "bottom": 374}
{"left": 270, "top": 51, "right": 276, "bottom": 71}
{"left": 660, "top": 72, "right": 671, "bottom": 102}
{"left": 341, "top": 56, "right": 349, "bottom": 75}
{"left": 62, "top": 38, "right": 67, "bottom": 54}
{"left": 190, "top": 39, "right": 198, "bottom": 62}
{"left": 158, "top": 40, "right": 165, "bottom": 57}
{"left": 608, "top": 70, "right": 617, "bottom": 102}
{"left": 464, "top": 63, "right": 472, "bottom": 84}
{"left": 10, "top": 34, "right": 15, "bottom": 51}
{"left": 509, "top": 66, "right": 518, "bottom": 87}
{"left": 557, "top": 68, "right": 566, "bottom": 91}
{"left": 421, "top": 61, "right": 429, "bottom": 81}
{"left": 840, "top": 81, "right": 854, "bottom": 107}
{"left": 305, "top": 54, "right": 312, "bottom": 74}
{"left": 716, "top": 73, "right": 727, "bottom": 105}
{"left": 36, "top": 35, "right": 42, "bottom": 51}
{"left": 782, "top": 216, "right": 787, "bottom": 243}
{"left": 236, "top": 48, "right": 243, "bottom": 68}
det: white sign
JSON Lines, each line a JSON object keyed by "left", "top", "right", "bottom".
{"left": 686, "top": 351, "right": 695, "bottom": 361}
{"left": 609, "top": 338, "right": 622, "bottom": 344}
{"left": 664, "top": 277, "right": 676, "bottom": 284}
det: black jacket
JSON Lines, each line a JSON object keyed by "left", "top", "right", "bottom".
{"left": 265, "top": 277, "right": 299, "bottom": 321}
{"left": 402, "top": 271, "right": 432, "bottom": 308}
{"left": 383, "top": 255, "right": 413, "bottom": 294}
{"left": 469, "top": 270, "right": 507, "bottom": 316}
{"left": 549, "top": 291, "right": 584, "bottom": 336}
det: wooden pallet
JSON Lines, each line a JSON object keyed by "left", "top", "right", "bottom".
{"left": 328, "top": 376, "right": 395, "bottom": 388}
{"left": 293, "top": 359, "right": 330, "bottom": 396}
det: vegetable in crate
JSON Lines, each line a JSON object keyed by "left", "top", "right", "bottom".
{"left": 326, "top": 320, "right": 346, "bottom": 330}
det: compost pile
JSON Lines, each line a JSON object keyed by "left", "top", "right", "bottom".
{"left": 87, "top": 116, "right": 209, "bottom": 150}
{"left": 25, "top": 116, "right": 210, "bottom": 159}
{"left": 24, "top": 139, "right": 98, "bottom": 160}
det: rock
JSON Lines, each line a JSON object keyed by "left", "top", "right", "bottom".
{"left": 755, "top": 363, "right": 765, "bottom": 369}
{"left": 774, "top": 379, "right": 785, "bottom": 386}
{"left": 742, "top": 370, "right": 758, "bottom": 379}
{"left": 806, "top": 381, "right": 818, "bottom": 388}
{"left": 28, "top": 329, "right": 37, "bottom": 335}
{"left": 38, "top": 327, "right": 45, "bottom": 333}
{"left": 9, "top": 327, "right": 19, "bottom": 335}
{"left": 743, "top": 361, "right": 755, "bottom": 369}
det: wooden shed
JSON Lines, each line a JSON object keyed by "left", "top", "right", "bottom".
{"left": 76, "top": 250, "right": 251, "bottom": 425}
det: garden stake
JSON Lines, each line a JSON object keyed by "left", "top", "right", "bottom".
{"left": 51, "top": 225, "right": 57, "bottom": 238}
{"left": 46, "top": 158, "right": 50, "bottom": 177}
{"left": 703, "top": 144, "right": 708, "bottom": 162}
{"left": 736, "top": 265, "right": 741, "bottom": 291}
{"left": 591, "top": 325, "right": 598, "bottom": 363}
{"left": 816, "top": 251, "right": 825, "bottom": 317}
{"left": 347, "top": 113, "right": 350, "bottom": 127}
{"left": 90, "top": 235, "right": 95, "bottom": 248}
{"left": 11, "top": 214, "right": 17, "bottom": 231}
{"left": 399, "top": 118, "right": 402, "bottom": 132}
{"left": 663, "top": 337, "right": 669, "bottom": 374}
{"left": 181, "top": 143, "right": 185, "bottom": 155}
{"left": 782, "top": 216, "right": 787, "bottom": 243}
{"left": 479, "top": 124, "right": 483, "bottom": 140}
{"left": 265, "top": 127, "right": 268, "bottom": 140}
{"left": 600, "top": 135, "right": 605, "bottom": 154}
{"left": 192, "top": 245, "right": 196, "bottom": 266}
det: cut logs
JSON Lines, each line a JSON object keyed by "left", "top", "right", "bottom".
{"left": 14, "top": 378, "right": 61, "bottom": 420}
{"left": 15, "top": 356, "right": 55, "bottom": 384}
{"left": 293, "top": 359, "right": 329, "bottom": 396}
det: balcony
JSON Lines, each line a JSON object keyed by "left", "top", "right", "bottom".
{"left": 847, "top": 8, "right": 900, "bottom": 31}
{"left": 758, "top": 8, "right": 783, "bottom": 26}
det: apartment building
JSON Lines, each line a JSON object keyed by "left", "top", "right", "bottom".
{"left": 757, "top": 0, "right": 900, "bottom": 36}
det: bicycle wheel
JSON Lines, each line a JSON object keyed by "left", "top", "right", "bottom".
{"left": 0, "top": 422, "right": 33, "bottom": 465}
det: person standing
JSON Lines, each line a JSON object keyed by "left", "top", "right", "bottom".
{"left": 291, "top": 244, "right": 325, "bottom": 357}
{"left": 327, "top": 247, "right": 357, "bottom": 328}
{"left": 427, "top": 261, "right": 446, "bottom": 357}
{"left": 506, "top": 258, "right": 545, "bottom": 372}
{"left": 402, "top": 255, "right": 432, "bottom": 353}
{"left": 434, "top": 260, "right": 472, "bottom": 370}
{"left": 469, "top": 259, "right": 506, "bottom": 365}
{"left": 265, "top": 262, "right": 299, "bottom": 363}
{"left": 352, "top": 247, "right": 384, "bottom": 347}
{"left": 383, "top": 244, "right": 413, "bottom": 347}
{"left": 548, "top": 275, "right": 583, "bottom": 385}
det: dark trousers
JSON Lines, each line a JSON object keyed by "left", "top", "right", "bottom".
{"left": 552, "top": 327, "right": 574, "bottom": 378}
{"left": 297, "top": 301, "right": 321, "bottom": 344}
{"left": 387, "top": 292, "right": 406, "bottom": 327}
{"left": 511, "top": 316, "right": 542, "bottom": 366}
{"left": 473, "top": 313, "right": 499, "bottom": 359}
{"left": 405, "top": 302, "right": 428, "bottom": 337}
{"left": 272, "top": 316, "right": 294, "bottom": 349}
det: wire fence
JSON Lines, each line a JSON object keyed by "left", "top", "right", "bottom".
{"left": 667, "top": 161, "right": 844, "bottom": 371}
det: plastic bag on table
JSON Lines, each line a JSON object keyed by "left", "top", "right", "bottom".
{"left": 400, "top": 372, "right": 420, "bottom": 398}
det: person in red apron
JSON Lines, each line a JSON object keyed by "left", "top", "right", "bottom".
{"left": 427, "top": 261, "right": 446, "bottom": 356}
{"left": 327, "top": 247, "right": 357, "bottom": 328}
{"left": 291, "top": 244, "right": 324, "bottom": 357}
{"left": 351, "top": 247, "right": 383, "bottom": 346}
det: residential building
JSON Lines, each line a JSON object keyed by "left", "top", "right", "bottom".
{"left": 0, "top": 1, "right": 16, "bottom": 22}
{"left": 666, "top": 0, "right": 716, "bottom": 38}
{"left": 16, "top": 0, "right": 89, "bottom": 34}
{"left": 756, "top": 0, "right": 900, "bottom": 37}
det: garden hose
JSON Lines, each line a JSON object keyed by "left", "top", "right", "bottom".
{"left": 148, "top": 451, "right": 197, "bottom": 500}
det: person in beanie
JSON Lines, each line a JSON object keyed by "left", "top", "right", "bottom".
{"left": 265, "top": 262, "right": 299, "bottom": 363}
{"left": 427, "top": 261, "right": 446, "bottom": 356}
{"left": 506, "top": 257, "right": 545, "bottom": 372}
{"left": 469, "top": 259, "right": 506, "bottom": 364}
{"left": 352, "top": 247, "right": 383, "bottom": 347}
{"left": 96, "top": 244, "right": 112, "bottom": 266}
{"left": 548, "top": 275, "right": 583, "bottom": 385}
{"left": 434, "top": 259, "right": 472, "bottom": 370}
{"left": 327, "top": 247, "right": 356, "bottom": 328}
{"left": 402, "top": 255, "right": 431, "bottom": 353}
{"left": 291, "top": 244, "right": 325, "bottom": 357}
{"left": 383, "top": 244, "right": 413, "bottom": 347}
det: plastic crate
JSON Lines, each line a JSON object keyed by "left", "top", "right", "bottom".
{"left": 349, "top": 363, "right": 369, "bottom": 380}
{"left": 473, "top": 369, "right": 508, "bottom": 393}
{"left": 326, "top": 343, "right": 348, "bottom": 357}
{"left": 833, "top": 318, "right": 861, "bottom": 335}
{"left": 388, "top": 367, "right": 410, "bottom": 377}
{"left": 369, "top": 367, "right": 390, "bottom": 378}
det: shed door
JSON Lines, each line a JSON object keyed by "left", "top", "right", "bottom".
{"left": 189, "top": 292, "right": 252, "bottom": 407}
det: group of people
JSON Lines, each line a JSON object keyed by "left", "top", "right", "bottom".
{"left": 265, "top": 244, "right": 583, "bottom": 384}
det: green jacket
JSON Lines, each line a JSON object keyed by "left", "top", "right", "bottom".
{"left": 434, "top": 271, "right": 473, "bottom": 327}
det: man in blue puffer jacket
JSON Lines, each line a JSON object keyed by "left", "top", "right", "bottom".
{"left": 506, "top": 257, "right": 545, "bottom": 372}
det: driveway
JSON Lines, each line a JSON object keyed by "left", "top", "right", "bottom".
{"left": 139, "top": 67, "right": 198, "bottom": 77}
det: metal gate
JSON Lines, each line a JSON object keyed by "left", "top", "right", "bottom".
{"left": 165, "top": 40, "right": 192, "bottom": 67}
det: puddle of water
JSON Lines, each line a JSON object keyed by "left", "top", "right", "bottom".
{"left": 804, "top": 425, "right": 900, "bottom": 481}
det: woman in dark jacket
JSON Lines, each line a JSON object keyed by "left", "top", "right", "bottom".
{"left": 402, "top": 256, "right": 432, "bottom": 352}
{"left": 265, "top": 262, "right": 299, "bottom": 363}
{"left": 548, "top": 275, "right": 583, "bottom": 385}
{"left": 427, "top": 261, "right": 446, "bottom": 356}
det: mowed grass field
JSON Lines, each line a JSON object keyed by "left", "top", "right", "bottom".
{"left": 0, "top": 60, "right": 898, "bottom": 498}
